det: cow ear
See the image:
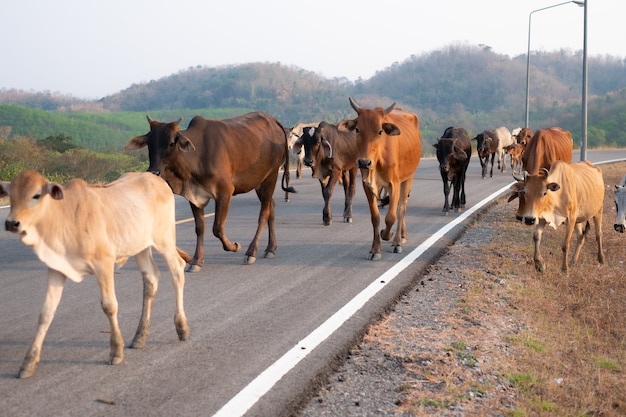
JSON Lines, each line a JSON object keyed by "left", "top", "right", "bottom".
{"left": 338, "top": 119, "right": 357, "bottom": 132}
{"left": 507, "top": 191, "right": 519, "bottom": 203}
{"left": 321, "top": 140, "right": 333, "bottom": 159}
{"left": 547, "top": 182, "right": 560, "bottom": 192}
{"left": 124, "top": 135, "right": 148, "bottom": 150}
{"left": 46, "top": 183, "right": 64, "bottom": 200}
{"left": 432, "top": 143, "right": 439, "bottom": 149}
{"left": 382, "top": 123, "right": 400, "bottom": 136}
{"left": 0, "top": 181, "right": 10, "bottom": 198}
{"left": 176, "top": 133, "right": 196, "bottom": 152}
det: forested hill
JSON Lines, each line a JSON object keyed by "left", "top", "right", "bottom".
{"left": 1, "top": 44, "right": 625, "bottom": 148}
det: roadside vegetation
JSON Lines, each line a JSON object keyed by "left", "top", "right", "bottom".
{"left": 363, "top": 161, "right": 626, "bottom": 416}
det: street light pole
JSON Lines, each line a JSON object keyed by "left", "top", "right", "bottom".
{"left": 525, "top": 1, "right": 585, "bottom": 129}
{"left": 580, "top": 1, "right": 588, "bottom": 161}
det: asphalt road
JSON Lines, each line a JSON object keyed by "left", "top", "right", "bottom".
{"left": 0, "top": 150, "right": 623, "bottom": 417}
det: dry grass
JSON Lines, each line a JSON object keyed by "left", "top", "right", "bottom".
{"left": 363, "top": 161, "right": 626, "bottom": 416}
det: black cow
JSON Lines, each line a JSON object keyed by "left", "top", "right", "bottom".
{"left": 472, "top": 130, "right": 500, "bottom": 178}
{"left": 293, "top": 121, "right": 358, "bottom": 225}
{"left": 433, "top": 126, "right": 471, "bottom": 215}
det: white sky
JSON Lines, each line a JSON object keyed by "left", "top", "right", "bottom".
{"left": 0, "top": 0, "right": 624, "bottom": 99}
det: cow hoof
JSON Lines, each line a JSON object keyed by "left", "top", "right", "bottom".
{"left": 442, "top": 211, "right": 449, "bottom": 216}
{"left": 244, "top": 255, "right": 257, "bottom": 265}
{"left": 344, "top": 217, "right": 353, "bottom": 223}
{"left": 17, "top": 366, "right": 35, "bottom": 379}
{"left": 393, "top": 246, "right": 403, "bottom": 254}
{"left": 233, "top": 242, "right": 242, "bottom": 252}
{"left": 264, "top": 251, "right": 275, "bottom": 259}
{"left": 109, "top": 354, "right": 124, "bottom": 366}
{"left": 186, "top": 264, "right": 202, "bottom": 273}
{"left": 323, "top": 219, "right": 332, "bottom": 226}
{"left": 369, "top": 253, "right": 382, "bottom": 261}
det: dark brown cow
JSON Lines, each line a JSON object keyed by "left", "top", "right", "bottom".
{"left": 338, "top": 98, "right": 422, "bottom": 260}
{"left": 292, "top": 121, "right": 357, "bottom": 225}
{"left": 125, "top": 113, "right": 295, "bottom": 269}
{"left": 432, "top": 126, "right": 471, "bottom": 215}
{"left": 472, "top": 130, "right": 500, "bottom": 178}
{"left": 509, "top": 127, "right": 574, "bottom": 220}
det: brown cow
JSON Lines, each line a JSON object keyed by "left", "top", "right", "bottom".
{"left": 338, "top": 98, "right": 422, "bottom": 260}
{"left": 504, "top": 142, "right": 524, "bottom": 175}
{"left": 512, "top": 161, "right": 605, "bottom": 273}
{"left": 0, "top": 171, "right": 189, "bottom": 378}
{"left": 508, "top": 127, "right": 573, "bottom": 220}
{"left": 515, "top": 127, "right": 534, "bottom": 145}
{"left": 292, "top": 121, "right": 358, "bottom": 225}
{"left": 125, "top": 113, "right": 295, "bottom": 269}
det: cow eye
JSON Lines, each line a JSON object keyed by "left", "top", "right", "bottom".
{"left": 33, "top": 193, "right": 41, "bottom": 200}
{"left": 354, "top": 128, "right": 360, "bottom": 133}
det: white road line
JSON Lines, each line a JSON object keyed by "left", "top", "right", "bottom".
{"left": 211, "top": 182, "right": 515, "bottom": 417}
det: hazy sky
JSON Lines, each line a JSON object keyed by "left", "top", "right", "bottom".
{"left": 1, "top": 0, "right": 624, "bottom": 99}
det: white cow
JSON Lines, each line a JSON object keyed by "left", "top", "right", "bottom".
{"left": 493, "top": 126, "right": 515, "bottom": 173}
{"left": 613, "top": 174, "right": 626, "bottom": 233}
{"left": 0, "top": 170, "right": 190, "bottom": 378}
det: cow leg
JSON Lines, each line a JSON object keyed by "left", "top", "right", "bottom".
{"left": 451, "top": 176, "right": 461, "bottom": 212}
{"left": 343, "top": 167, "right": 357, "bottom": 223}
{"left": 363, "top": 183, "right": 382, "bottom": 260}
{"left": 440, "top": 169, "right": 451, "bottom": 214}
{"left": 533, "top": 222, "right": 546, "bottom": 273}
{"left": 459, "top": 170, "right": 467, "bottom": 209}
{"left": 391, "top": 179, "right": 412, "bottom": 253}
{"left": 95, "top": 262, "right": 125, "bottom": 366}
{"left": 489, "top": 153, "right": 495, "bottom": 178}
{"left": 130, "top": 249, "right": 159, "bottom": 349}
{"left": 321, "top": 170, "right": 340, "bottom": 226}
{"left": 188, "top": 202, "right": 207, "bottom": 273}
{"left": 152, "top": 245, "right": 190, "bottom": 342}
{"left": 18, "top": 269, "right": 66, "bottom": 379}
{"left": 212, "top": 190, "right": 242, "bottom": 255}
{"left": 246, "top": 179, "right": 278, "bottom": 265}
{"left": 480, "top": 156, "right": 487, "bottom": 179}
{"left": 570, "top": 221, "right": 588, "bottom": 268}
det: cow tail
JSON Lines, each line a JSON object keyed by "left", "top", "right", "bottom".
{"left": 278, "top": 119, "right": 296, "bottom": 195}
{"left": 176, "top": 247, "right": 191, "bottom": 264}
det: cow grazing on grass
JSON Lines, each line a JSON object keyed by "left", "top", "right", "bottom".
{"left": 511, "top": 161, "right": 605, "bottom": 273}
{"left": 472, "top": 130, "right": 500, "bottom": 178}
{"left": 0, "top": 171, "right": 189, "bottom": 378}
{"left": 125, "top": 114, "right": 296, "bottom": 269}
{"left": 613, "top": 174, "right": 626, "bottom": 233}
{"left": 339, "top": 98, "right": 421, "bottom": 260}
{"left": 292, "top": 121, "right": 358, "bottom": 225}
{"left": 433, "top": 126, "right": 471, "bottom": 215}
{"left": 508, "top": 127, "right": 574, "bottom": 220}
{"left": 287, "top": 122, "right": 319, "bottom": 179}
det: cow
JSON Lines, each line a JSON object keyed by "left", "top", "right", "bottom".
{"left": 338, "top": 97, "right": 422, "bottom": 260}
{"left": 472, "top": 130, "right": 499, "bottom": 179}
{"left": 432, "top": 126, "right": 471, "bottom": 215}
{"left": 511, "top": 160, "right": 605, "bottom": 273}
{"left": 508, "top": 127, "right": 573, "bottom": 221}
{"left": 292, "top": 121, "right": 357, "bottom": 225}
{"left": 287, "top": 122, "right": 319, "bottom": 179}
{"left": 125, "top": 113, "right": 296, "bottom": 269}
{"left": 613, "top": 174, "right": 626, "bottom": 233}
{"left": 504, "top": 142, "right": 524, "bottom": 175}
{"left": 515, "top": 127, "right": 534, "bottom": 145}
{"left": 0, "top": 171, "right": 189, "bottom": 378}
{"left": 493, "top": 126, "right": 515, "bottom": 173}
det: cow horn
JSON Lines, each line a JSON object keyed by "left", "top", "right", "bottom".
{"left": 348, "top": 97, "right": 361, "bottom": 113}
{"left": 176, "top": 117, "right": 183, "bottom": 126}
{"left": 513, "top": 173, "right": 525, "bottom": 182}
{"left": 146, "top": 115, "right": 154, "bottom": 123}
{"left": 384, "top": 102, "right": 396, "bottom": 114}
{"left": 540, "top": 168, "right": 549, "bottom": 177}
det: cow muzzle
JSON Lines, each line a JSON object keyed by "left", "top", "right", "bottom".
{"left": 5, "top": 219, "right": 19, "bottom": 233}
{"left": 524, "top": 216, "right": 536, "bottom": 226}
{"left": 148, "top": 169, "right": 161, "bottom": 176}
{"left": 303, "top": 158, "right": 313, "bottom": 167}
{"left": 358, "top": 159, "right": 372, "bottom": 169}
{"left": 614, "top": 223, "right": 625, "bottom": 233}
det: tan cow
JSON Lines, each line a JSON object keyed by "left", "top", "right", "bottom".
{"left": 0, "top": 171, "right": 189, "bottom": 378}
{"left": 512, "top": 161, "right": 605, "bottom": 273}
{"left": 339, "top": 97, "right": 422, "bottom": 260}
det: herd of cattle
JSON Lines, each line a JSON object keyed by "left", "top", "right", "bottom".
{"left": 1, "top": 98, "right": 624, "bottom": 378}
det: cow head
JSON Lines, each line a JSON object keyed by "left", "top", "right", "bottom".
{"left": 1, "top": 171, "right": 63, "bottom": 244}
{"left": 339, "top": 97, "right": 398, "bottom": 186}
{"left": 614, "top": 174, "right": 626, "bottom": 233}
{"left": 513, "top": 168, "right": 561, "bottom": 226}
{"left": 516, "top": 128, "right": 533, "bottom": 145}
{"left": 124, "top": 116, "right": 196, "bottom": 177}
{"left": 293, "top": 123, "right": 335, "bottom": 180}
